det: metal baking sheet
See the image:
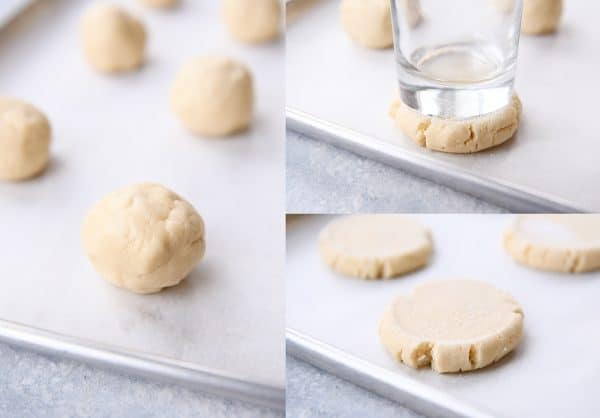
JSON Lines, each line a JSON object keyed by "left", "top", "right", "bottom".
{"left": 286, "top": 0, "right": 598, "bottom": 213}
{"left": 0, "top": 0, "right": 284, "bottom": 410}
{"left": 286, "top": 215, "right": 600, "bottom": 418}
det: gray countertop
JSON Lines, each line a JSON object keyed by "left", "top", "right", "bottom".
{"left": 2, "top": 341, "right": 422, "bottom": 418}
{"left": 0, "top": 342, "right": 280, "bottom": 418}
{"left": 286, "top": 130, "right": 507, "bottom": 214}
{"left": 287, "top": 355, "right": 423, "bottom": 418}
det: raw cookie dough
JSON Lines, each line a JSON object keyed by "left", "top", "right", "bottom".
{"left": 389, "top": 94, "right": 522, "bottom": 153}
{"left": 0, "top": 98, "right": 51, "bottom": 181}
{"left": 319, "top": 215, "right": 432, "bottom": 279}
{"left": 81, "top": 3, "right": 146, "bottom": 73}
{"left": 340, "top": 0, "right": 393, "bottom": 49}
{"left": 379, "top": 280, "right": 524, "bottom": 373}
{"left": 223, "top": 0, "right": 281, "bottom": 44}
{"left": 170, "top": 56, "right": 254, "bottom": 137}
{"left": 522, "top": 0, "right": 563, "bottom": 35}
{"left": 82, "top": 183, "right": 205, "bottom": 294}
{"left": 140, "top": 0, "right": 177, "bottom": 8}
{"left": 504, "top": 215, "right": 600, "bottom": 273}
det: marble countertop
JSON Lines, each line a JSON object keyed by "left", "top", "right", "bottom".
{"left": 0, "top": 342, "right": 280, "bottom": 418}
{"left": 287, "top": 355, "right": 424, "bottom": 418}
{"left": 286, "top": 130, "right": 507, "bottom": 214}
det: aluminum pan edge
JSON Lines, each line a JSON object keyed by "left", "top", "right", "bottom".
{"left": 0, "top": 318, "right": 285, "bottom": 412}
{"left": 287, "top": 107, "right": 583, "bottom": 214}
{"left": 286, "top": 328, "right": 493, "bottom": 418}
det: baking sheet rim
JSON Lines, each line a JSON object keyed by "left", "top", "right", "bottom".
{"left": 286, "top": 107, "right": 583, "bottom": 214}
{"left": 287, "top": 327, "right": 493, "bottom": 418}
{"left": 0, "top": 318, "right": 285, "bottom": 411}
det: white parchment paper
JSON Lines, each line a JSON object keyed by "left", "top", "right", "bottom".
{"left": 0, "top": 0, "right": 284, "bottom": 388}
{"left": 287, "top": 215, "right": 600, "bottom": 417}
{"left": 286, "top": 0, "right": 600, "bottom": 211}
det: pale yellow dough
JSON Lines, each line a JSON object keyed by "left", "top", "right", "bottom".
{"left": 504, "top": 215, "right": 600, "bottom": 273}
{"left": 0, "top": 98, "right": 51, "bottom": 181}
{"left": 170, "top": 56, "right": 254, "bottom": 137}
{"left": 340, "top": 0, "right": 393, "bottom": 49}
{"left": 522, "top": 0, "right": 563, "bottom": 35}
{"left": 140, "top": 0, "right": 177, "bottom": 8}
{"left": 82, "top": 183, "right": 206, "bottom": 294}
{"left": 379, "top": 280, "right": 524, "bottom": 373}
{"left": 319, "top": 215, "right": 432, "bottom": 279}
{"left": 223, "top": 0, "right": 281, "bottom": 44}
{"left": 390, "top": 95, "right": 522, "bottom": 153}
{"left": 81, "top": 4, "right": 146, "bottom": 73}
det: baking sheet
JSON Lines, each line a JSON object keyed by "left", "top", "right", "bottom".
{"left": 0, "top": 0, "right": 284, "bottom": 404}
{"left": 286, "top": 0, "right": 599, "bottom": 212}
{"left": 286, "top": 215, "right": 600, "bottom": 418}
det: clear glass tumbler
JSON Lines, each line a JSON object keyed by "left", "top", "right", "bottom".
{"left": 390, "top": 0, "right": 523, "bottom": 119}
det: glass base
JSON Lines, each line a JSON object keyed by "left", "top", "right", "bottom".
{"left": 399, "top": 84, "right": 514, "bottom": 120}
{"left": 396, "top": 41, "right": 516, "bottom": 119}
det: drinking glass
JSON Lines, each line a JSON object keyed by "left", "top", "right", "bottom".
{"left": 390, "top": 0, "right": 523, "bottom": 119}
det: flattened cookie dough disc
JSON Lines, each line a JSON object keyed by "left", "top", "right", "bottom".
{"left": 504, "top": 215, "right": 600, "bottom": 273}
{"left": 522, "top": 0, "right": 563, "bottom": 35}
{"left": 319, "top": 215, "right": 432, "bottom": 279}
{"left": 379, "top": 280, "right": 524, "bottom": 373}
{"left": 389, "top": 94, "right": 522, "bottom": 153}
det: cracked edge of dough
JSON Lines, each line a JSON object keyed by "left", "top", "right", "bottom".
{"left": 389, "top": 95, "right": 522, "bottom": 153}
{"left": 503, "top": 218, "right": 600, "bottom": 274}
{"left": 379, "top": 288, "right": 524, "bottom": 373}
{"left": 318, "top": 228, "right": 433, "bottom": 280}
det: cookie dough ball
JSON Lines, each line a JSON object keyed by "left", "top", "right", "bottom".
{"left": 389, "top": 94, "right": 522, "bottom": 153}
{"left": 319, "top": 215, "right": 432, "bottom": 279}
{"left": 504, "top": 215, "right": 600, "bottom": 273}
{"left": 80, "top": 4, "right": 147, "bottom": 73}
{"left": 140, "top": 0, "right": 177, "bottom": 8}
{"left": 522, "top": 0, "right": 563, "bottom": 35}
{"left": 0, "top": 98, "right": 51, "bottom": 181}
{"left": 223, "top": 0, "right": 281, "bottom": 44}
{"left": 379, "top": 280, "right": 524, "bottom": 373}
{"left": 82, "top": 183, "right": 205, "bottom": 294}
{"left": 170, "top": 56, "right": 254, "bottom": 137}
{"left": 340, "top": 0, "right": 393, "bottom": 49}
